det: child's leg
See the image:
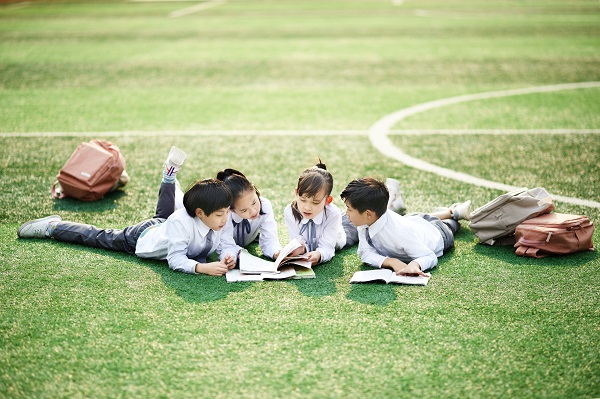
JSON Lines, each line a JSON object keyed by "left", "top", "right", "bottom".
{"left": 52, "top": 218, "right": 163, "bottom": 255}
{"left": 154, "top": 182, "right": 176, "bottom": 219}
{"left": 155, "top": 146, "right": 187, "bottom": 218}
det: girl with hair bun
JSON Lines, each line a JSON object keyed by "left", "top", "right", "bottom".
{"left": 284, "top": 160, "right": 346, "bottom": 266}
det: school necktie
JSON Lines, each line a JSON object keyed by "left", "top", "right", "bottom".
{"left": 299, "top": 219, "right": 317, "bottom": 252}
{"left": 198, "top": 230, "right": 214, "bottom": 260}
{"left": 365, "top": 227, "right": 375, "bottom": 248}
{"left": 233, "top": 219, "right": 251, "bottom": 246}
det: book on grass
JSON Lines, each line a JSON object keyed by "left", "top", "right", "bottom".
{"left": 350, "top": 269, "right": 431, "bottom": 286}
{"left": 238, "top": 238, "right": 311, "bottom": 275}
{"left": 226, "top": 265, "right": 315, "bottom": 283}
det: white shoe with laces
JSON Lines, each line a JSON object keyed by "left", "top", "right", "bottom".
{"left": 17, "top": 215, "right": 62, "bottom": 238}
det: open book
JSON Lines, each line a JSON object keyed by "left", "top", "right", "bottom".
{"left": 226, "top": 239, "right": 315, "bottom": 283}
{"left": 350, "top": 269, "right": 431, "bottom": 286}
{"left": 239, "top": 238, "right": 311, "bottom": 274}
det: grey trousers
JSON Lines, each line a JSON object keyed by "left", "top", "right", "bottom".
{"left": 418, "top": 213, "right": 459, "bottom": 253}
{"left": 52, "top": 182, "right": 176, "bottom": 256}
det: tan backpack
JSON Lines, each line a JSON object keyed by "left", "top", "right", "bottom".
{"left": 469, "top": 187, "right": 555, "bottom": 245}
{"left": 52, "top": 140, "right": 128, "bottom": 202}
{"left": 514, "top": 213, "right": 594, "bottom": 258}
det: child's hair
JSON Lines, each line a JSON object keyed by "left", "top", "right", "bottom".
{"left": 340, "top": 177, "right": 388, "bottom": 217}
{"left": 291, "top": 159, "right": 334, "bottom": 222}
{"left": 215, "top": 168, "right": 264, "bottom": 215}
{"left": 183, "top": 178, "right": 233, "bottom": 217}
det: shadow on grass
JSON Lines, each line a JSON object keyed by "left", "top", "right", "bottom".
{"left": 471, "top": 238, "right": 598, "bottom": 267}
{"left": 52, "top": 190, "right": 128, "bottom": 213}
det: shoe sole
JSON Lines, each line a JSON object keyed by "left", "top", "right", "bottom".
{"left": 17, "top": 215, "right": 61, "bottom": 238}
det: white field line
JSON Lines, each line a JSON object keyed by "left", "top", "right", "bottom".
{"left": 368, "top": 81, "right": 600, "bottom": 208}
{"left": 2, "top": 129, "right": 598, "bottom": 138}
{"left": 169, "top": 0, "right": 226, "bottom": 18}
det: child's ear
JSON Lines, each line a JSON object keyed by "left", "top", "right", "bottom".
{"left": 326, "top": 195, "right": 333, "bottom": 205}
{"left": 195, "top": 208, "right": 205, "bottom": 218}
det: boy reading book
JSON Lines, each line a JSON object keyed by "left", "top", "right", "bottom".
{"left": 340, "top": 177, "right": 470, "bottom": 276}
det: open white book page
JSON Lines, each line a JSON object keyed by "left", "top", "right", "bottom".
{"left": 239, "top": 249, "right": 278, "bottom": 274}
{"left": 274, "top": 238, "right": 304, "bottom": 267}
{"left": 239, "top": 240, "right": 311, "bottom": 275}
{"left": 350, "top": 269, "right": 431, "bottom": 286}
{"left": 226, "top": 267, "right": 297, "bottom": 283}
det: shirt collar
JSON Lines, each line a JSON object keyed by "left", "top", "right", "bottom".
{"left": 194, "top": 217, "right": 212, "bottom": 238}
{"left": 231, "top": 211, "right": 243, "bottom": 224}
{"left": 366, "top": 210, "right": 389, "bottom": 238}
{"left": 301, "top": 209, "right": 324, "bottom": 226}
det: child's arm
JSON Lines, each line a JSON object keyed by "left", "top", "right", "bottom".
{"left": 257, "top": 200, "right": 282, "bottom": 260}
{"left": 216, "top": 219, "right": 241, "bottom": 265}
{"left": 382, "top": 257, "right": 428, "bottom": 277}
{"left": 195, "top": 260, "right": 230, "bottom": 276}
{"left": 165, "top": 217, "right": 206, "bottom": 274}
{"left": 312, "top": 206, "right": 342, "bottom": 264}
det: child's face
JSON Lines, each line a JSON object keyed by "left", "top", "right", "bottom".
{"left": 232, "top": 190, "right": 260, "bottom": 220}
{"left": 296, "top": 189, "right": 329, "bottom": 220}
{"left": 345, "top": 202, "right": 370, "bottom": 227}
{"left": 197, "top": 207, "right": 230, "bottom": 231}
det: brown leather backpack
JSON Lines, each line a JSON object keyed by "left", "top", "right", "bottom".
{"left": 52, "top": 140, "right": 127, "bottom": 202}
{"left": 514, "top": 213, "right": 594, "bottom": 258}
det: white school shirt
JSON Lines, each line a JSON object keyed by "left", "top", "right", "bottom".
{"left": 357, "top": 210, "right": 443, "bottom": 272}
{"left": 135, "top": 208, "right": 240, "bottom": 274}
{"left": 284, "top": 202, "right": 346, "bottom": 264}
{"left": 230, "top": 197, "right": 282, "bottom": 259}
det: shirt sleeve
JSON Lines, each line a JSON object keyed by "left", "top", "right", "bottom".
{"left": 166, "top": 217, "right": 200, "bottom": 274}
{"left": 216, "top": 218, "right": 241, "bottom": 261}
{"left": 257, "top": 203, "right": 282, "bottom": 259}
{"left": 356, "top": 228, "right": 387, "bottom": 268}
{"left": 315, "top": 208, "right": 341, "bottom": 263}
{"left": 393, "top": 226, "right": 439, "bottom": 271}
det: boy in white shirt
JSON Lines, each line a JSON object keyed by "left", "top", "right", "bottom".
{"left": 340, "top": 177, "right": 470, "bottom": 276}
{"left": 17, "top": 147, "right": 238, "bottom": 276}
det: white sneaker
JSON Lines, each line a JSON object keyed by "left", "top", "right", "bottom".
{"left": 164, "top": 146, "right": 187, "bottom": 181}
{"left": 451, "top": 200, "right": 471, "bottom": 220}
{"left": 17, "top": 215, "right": 62, "bottom": 238}
{"left": 386, "top": 178, "right": 406, "bottom": 215}
{"left": 166, "top": 146, "right": 187, "bottom": 169}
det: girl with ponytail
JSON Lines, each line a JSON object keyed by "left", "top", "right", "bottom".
{"left": 284, "top": 160, "right": 346, "bottom": 266}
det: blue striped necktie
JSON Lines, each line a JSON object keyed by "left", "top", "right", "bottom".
{"left": 365, "top": 227, "right": 375, "bottom": 247}
{"left": 233, "top": 219, "right": 251, "bottom": 246}
{"left": 198, "top": 230, "right": 214, "bottom": 259}
{"left": 299, "top": 219, "right": 317, "bottom": 252}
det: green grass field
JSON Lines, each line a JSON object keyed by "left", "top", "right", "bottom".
{"left": 1, "top": 1, "right": 599, "bottom": 398}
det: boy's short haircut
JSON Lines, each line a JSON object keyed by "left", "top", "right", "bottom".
{"left": 183, "top": 178, "right": 232, "bottom": 217}
{"left": 340, "top": 177, "right": 389, "bottom": 217}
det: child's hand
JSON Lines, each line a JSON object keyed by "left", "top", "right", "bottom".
{"left": 305, "top": 251, "right": 321, "bottom": 266}
{"left": 196, "top": 261, "right": 229, "bottom": 276}
{"left": 272, "top": 251, "right": 280, "bottom": 260}
{"left": 289, "top": 245, "right": 306, "bottom": 257}
{"left": 395, "top": 261, "right": 428, "bottom": 277}
{"left": 223, "top": 254, "right": 236, "bottom": 270}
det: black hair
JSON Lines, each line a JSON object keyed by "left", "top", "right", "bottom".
{"left": 216, "top": 168, "right": 265, "bottom": 215}
{"left": 183, "top": 178, "right": 232, "bottom": 217}
{"left": 340, "top": 177, "right": 388, "bottom": 217}
{"left": 291, "top": 159, "right": 334, "bottom": 222}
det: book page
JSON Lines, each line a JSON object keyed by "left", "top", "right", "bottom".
{"left": 262, "top": 266, "right": 297, "bottom": 280}
{"left": 239, "top": 249, "right": 277, "bottom": 274}
{"left": 350, "top": 269, "right": 393, "bottom": 283}
{"left": 274, "top": 238, "right": 303, "bottom": 268}
{"left": 388, "top": 272, "right": 431, "bottom": 286}
{"left": 226, "top": 269, "right": 264, "bottom": 283}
